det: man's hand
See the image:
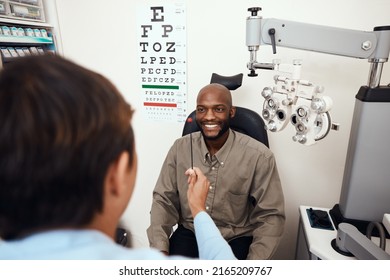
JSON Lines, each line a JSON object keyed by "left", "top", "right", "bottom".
{"left": 185, "top": 167, "right": 210, "bottom": 218}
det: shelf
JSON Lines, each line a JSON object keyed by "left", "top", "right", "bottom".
{"left": 0, "top": 0, "right": 45, "bottom": 23}
{"left": 0, "top": 34, "right": 52, "bottom": 44}
{"left": 0, "top": 0, "right": 56, "bottom": 68}
{"left": 0, "top": 15, "right": 48, "bottom": 26}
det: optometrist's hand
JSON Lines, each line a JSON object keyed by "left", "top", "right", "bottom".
{"left": 185, "top": 167, "right": 210, "bottom": 218}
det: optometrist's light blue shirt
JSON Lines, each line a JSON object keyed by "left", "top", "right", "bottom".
{"left": 0, "top": 211, "right": 236, "bottom": 260}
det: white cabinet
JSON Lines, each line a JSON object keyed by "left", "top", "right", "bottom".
{"left": 0, "top": 0, "right": 45, "bottom": 22}
{"left": 0, "top": 0, "right": 60, "bottom": 67}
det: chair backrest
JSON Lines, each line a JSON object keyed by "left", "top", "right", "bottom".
{"left": 182, "top": 106, "right": 269, "bottom": 147}
{"left": 182, "top": 72, "right": 269, "bottom": 147}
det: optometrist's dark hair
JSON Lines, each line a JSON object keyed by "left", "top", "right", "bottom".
{"left": 0, "top": 54, "right": 134, "bottom": 240}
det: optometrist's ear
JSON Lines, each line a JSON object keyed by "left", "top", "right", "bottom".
{"left": 105, "top": 151, "right": 130, "bottom": 196}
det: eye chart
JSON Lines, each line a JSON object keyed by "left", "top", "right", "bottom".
{"left": 137, "top": 2, "right": 187, "bottom": 122}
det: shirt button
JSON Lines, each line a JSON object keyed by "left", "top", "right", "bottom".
{"left": 221, "top": 162, "right": 224, "bottom": 165}
{"left": 209, "top": 185, "right": 213, "bottom": 190}
{"left": 206, "top": 206, "right": 210, "bottom": 210}
{"left": 212, "top": 167, "right": 215, "bottom": 170}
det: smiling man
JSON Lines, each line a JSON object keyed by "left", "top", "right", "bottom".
{"left": 147, "top": 83, "right": 285, "bottom": 260}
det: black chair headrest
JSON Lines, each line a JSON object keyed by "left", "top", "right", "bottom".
{"left": 210, "top": 73, "right": 243, "bottom": 91}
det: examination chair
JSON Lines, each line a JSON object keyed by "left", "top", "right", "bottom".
{"left": 182, "top": 73, "right": 269, "bottom": 147}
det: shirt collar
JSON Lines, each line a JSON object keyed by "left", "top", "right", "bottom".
{"left": 201, "top": 129, "right": 235, "bottom": 167}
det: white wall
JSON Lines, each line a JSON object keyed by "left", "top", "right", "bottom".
{"left": 54, "top": 0, "right": 390, "bottom": 259}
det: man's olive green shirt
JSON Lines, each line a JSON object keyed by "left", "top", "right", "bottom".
{"left": 147, "top": 129, "right": 285, "bottom": 259}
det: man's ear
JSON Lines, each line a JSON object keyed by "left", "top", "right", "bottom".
{"left": 230, "top": 106, "right": 236, "bottom": 118}
{"left": 105, "top": 151, "right": 130, "bottom": 196}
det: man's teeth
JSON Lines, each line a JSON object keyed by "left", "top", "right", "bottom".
{"left": 205, "top": 124, "right": 218, "bottom": 128}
